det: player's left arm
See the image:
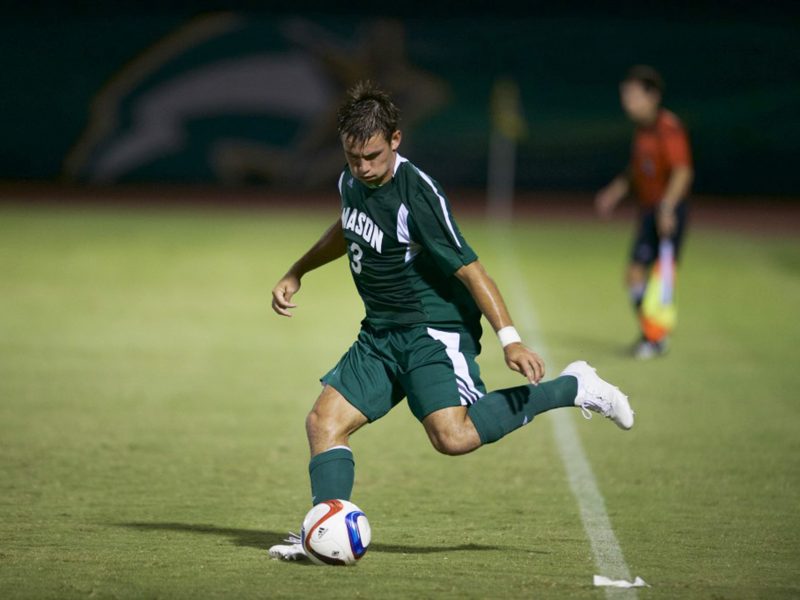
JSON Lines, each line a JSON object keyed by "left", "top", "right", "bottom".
{"left": 455, "top": 260, "right": 545, "bottom": 384}
{"left": 271, "top": 219, "right": 346, "bottom": 317}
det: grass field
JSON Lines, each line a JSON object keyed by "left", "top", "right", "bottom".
{"left": 1, "top": 203, "right": 798, "bottom": 599}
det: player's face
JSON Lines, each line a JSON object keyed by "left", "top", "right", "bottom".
{"left": 620, "top": 81, "right": 660, "bottom": 125}
{"left": 342, "top": 130, "right": 402, "bottom": 187}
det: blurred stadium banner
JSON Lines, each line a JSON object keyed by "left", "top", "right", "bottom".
{"left": 61, "top": 15, "right": 448, "bottom": 190}
{"left": 0, "top": 10, "right": 798, "bottom": 195}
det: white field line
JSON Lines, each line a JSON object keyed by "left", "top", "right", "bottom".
{"left": 495, "top": 230, "right": 637, "bottom": 598}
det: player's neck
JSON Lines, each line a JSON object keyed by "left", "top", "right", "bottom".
{"left": 638, "top": 108, "right": 661, "bottom": 128}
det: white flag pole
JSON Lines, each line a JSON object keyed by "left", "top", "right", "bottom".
{"left": 487, "top": 78, "right": 527, "bottom": 222}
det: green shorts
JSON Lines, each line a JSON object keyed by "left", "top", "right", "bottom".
{"left": 321, "top": 325, "right": 486, "bottom": 422}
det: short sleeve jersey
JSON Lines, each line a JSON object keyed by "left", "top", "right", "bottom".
{"left": 630, "top": 109, "right": 693, "bottom": 208}
{"left": 338, "top": 154, "right": 480, "bottom": 332}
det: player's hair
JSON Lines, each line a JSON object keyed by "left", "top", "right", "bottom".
{"left": 337, "top": 81, "right": 400, "bottom": 145}
{"left": 623, "top": 65, "right": 665, "bottom": 95}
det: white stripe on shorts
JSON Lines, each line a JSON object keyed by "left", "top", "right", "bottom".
{"left": 426, "top": 327, "right": 484, "bottom": 406}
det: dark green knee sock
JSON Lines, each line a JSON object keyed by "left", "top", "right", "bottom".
{"left": 308, "top": 447, "right": 354, "bottom": 505}
{"left": 467, "top": 375, "right": 578, "bottom": 445}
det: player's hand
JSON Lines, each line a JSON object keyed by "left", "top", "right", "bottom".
{"left": 271, "top": 273, "right": 301, "bottom": 317}
{"left": 595, "top": 187, "right": 618, "bottom": 219}
{"left": 504, "top": 342, "right": 545, "bottom": 385}
{"left": 657, "top": 207, "right": 676, "bottom": 237}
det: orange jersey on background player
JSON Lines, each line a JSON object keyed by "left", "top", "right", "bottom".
{"left": 630, "top": 109, "right": 692, "bottom": 207}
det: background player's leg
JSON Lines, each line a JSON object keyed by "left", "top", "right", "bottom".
{"left": 626, "top": 262, "right": 648, "bottom": 311}
{"left": 629, "top": 209, "right": 658, "bottom": 316}
{"left": 306, "top": 385, "right": 368, "bottom": 504}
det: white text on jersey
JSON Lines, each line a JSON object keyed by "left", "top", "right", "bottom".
{"left": 342, "top": 207, "right": 384, "bottom": 253}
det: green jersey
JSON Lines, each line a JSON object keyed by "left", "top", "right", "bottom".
{"left": 338, "top": 154, "right": 480, "bottom": 333}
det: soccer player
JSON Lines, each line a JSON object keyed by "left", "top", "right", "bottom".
{"left": 595, "top": 65, "right": 694, "bottom": 359}
{"left": 269, "top": 82, "right": 634, "bottom": 561}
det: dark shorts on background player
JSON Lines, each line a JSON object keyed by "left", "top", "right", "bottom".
{"left": 630, "top": 200, "right": 688, "bottom": 266}
{"left": 321, "top": 325, "right": 486, "bottom": 423}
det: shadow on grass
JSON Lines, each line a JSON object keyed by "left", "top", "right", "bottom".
{"left": 118, "top": 522, "right": 518, "bottom": 555}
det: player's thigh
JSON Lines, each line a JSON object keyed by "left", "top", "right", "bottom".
{"left": 671, "top": 201, "right": 689, "bottom": 262}
{"left": 630, "top": 209, "right": 659, "bottom": 268}
{"left": 307, "top": 384, "right": 370, "bottom": 442}
{"left": 320, "top": 331, "right": 404, "bottom": 424}
{"left": 401, "top": 327, "right": 486, "bottom": 422}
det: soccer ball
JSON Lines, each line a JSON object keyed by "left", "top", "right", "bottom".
{"left": 301, "top": 499, "right": 371, "bottom": 566}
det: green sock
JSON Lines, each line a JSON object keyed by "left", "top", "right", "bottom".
{"left": 308, "top": 447, "right": 354, "bottom": 505}
{"left": 467, "top": 375, "right": 578, "bottom": 445}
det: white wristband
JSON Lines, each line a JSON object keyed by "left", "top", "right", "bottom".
{"left": 497, "top": 326, "right": 522, "bottom": 348}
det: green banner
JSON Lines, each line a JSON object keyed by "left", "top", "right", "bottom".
{"left": 0, "top": 13, "right": 797, "bottom": 194}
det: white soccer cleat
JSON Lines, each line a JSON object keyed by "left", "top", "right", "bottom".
{"left": 560, "top": 360, "right": 634, "bottom": 430}
{"left": 268, "top": 532, "right": 307, "bottom": 561}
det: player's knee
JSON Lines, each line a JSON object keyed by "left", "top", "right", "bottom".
{"left": 423, "top": 408, "right": 480, "bottom": 456}
{"left": 627, "top": 263, "right": 647, "bottom": 286}
{"left": 305, "top": 408, "right": 341, "bottom": 446}
{"left": 427, "top": 426, "right": 472, "bottom": 456}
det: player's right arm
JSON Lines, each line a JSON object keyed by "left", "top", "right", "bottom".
{"left": 455, "top": 260, "right": 545, "bottom": 384}
{"left": 595, "top": 171, "right": 630, "bottom": 218}
{"left": 271, "top": 219, "right": 346, "bottom": 317}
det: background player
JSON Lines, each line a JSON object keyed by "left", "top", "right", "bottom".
{"left": 595, "top": 65, "right": 694, "bottom": 359}
{"left": 269, "top": 82, "right": 634, "bottom": 561}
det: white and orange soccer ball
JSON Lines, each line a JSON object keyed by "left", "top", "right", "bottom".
{"left": 300, "top": 499, "right": 371, "bottom": 566}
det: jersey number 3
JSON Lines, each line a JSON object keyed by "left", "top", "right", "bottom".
{"left": 349, "top": 242, "right": 363, "bottom": 274}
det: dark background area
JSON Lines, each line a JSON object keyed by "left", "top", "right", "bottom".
{"left": 1, "top": 2, "right": 798, "bottom": 196}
